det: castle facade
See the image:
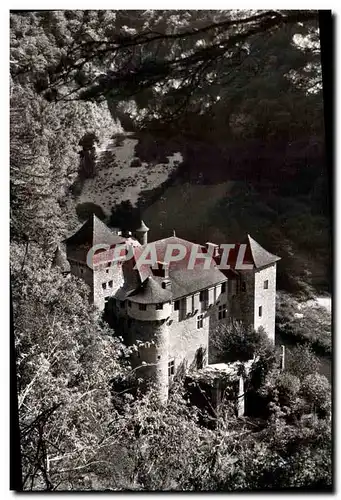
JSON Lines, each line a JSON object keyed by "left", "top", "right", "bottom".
{"left": 62, "top": 215, "right": 280, "bottom": 402}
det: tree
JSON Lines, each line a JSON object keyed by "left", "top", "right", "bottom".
{"left": 211, "top": 321, "right": 276, "bottom": 363}
{"left": 11, "top": 11, "right": 320, "bottom": 129}
{"left": 285, "top": 344, "right": 321, "bottom": 380}
{"left": 11, "top": 242, "right": 129, "bottom": 490}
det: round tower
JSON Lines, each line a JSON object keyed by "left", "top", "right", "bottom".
{"left": 127, "top": 277, "right": 172, "bottom": 402}
{"left": 135, "top": 220, "right": 149, "bottom": 246}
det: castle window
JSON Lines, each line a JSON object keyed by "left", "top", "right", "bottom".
{"left": 199, "top": 290, "right": 208, "bottom": 302}
{"left": 221, "top": 282, "right": 226, "bottom": 294}
{"left": 106, "top": 269, "right": 109, "bottom": 274}
{"left": 80, "top": 267, "right": 84, "bottom": 274}
{"left": 139, "top": 304, "right": 147, "bottom": 311}
{"left": 156, "top": 303, "right": 163, "bottom": 310}
{"left": 259, "top": 306, "right": 263, "bottom": 317}
{"left": 197, "top": 314, "right": 203, "bottom": 329}
{"left": 102, "top": 283, "right": 107, "bottom": 290}
{"left": 109, "top": 280, "right": 113, "bottom": 288}
{"left": 168, "top": 359, "right": 175, "bottom": 376}
{"left": 174, "top": 300, "right": 180, "bottom": 311}
{"left": 218, "top": 304, "right": 227, "bottom": 320}
{"left": 264, "top": 280, "right": 269, "bottom": 289}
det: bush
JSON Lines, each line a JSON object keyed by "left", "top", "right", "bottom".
{"left": 285, "top": 344, "right": 321, "bottom": 380}
{"left": 276, "top": 293, "right": 331, "bottom": 355}
{"left": 210, "top": 321, "right": 270, "bottom": 363}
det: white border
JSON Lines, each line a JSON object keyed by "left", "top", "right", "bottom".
{"left": 3, "top": 3, "right": 339, "bottom": 497}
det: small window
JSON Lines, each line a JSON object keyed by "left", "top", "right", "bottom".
{"left": 197, "top": 314, "right": 203, "bottom": 329}
{"left": 80, "top": 267, "right": 84, "bottom": 274}
{"left": 109, "top": 280, "right": 113, "bottom": 288}
{"left": 221, "top": 282, "right": 226, "bottom": 294}
{"left": 156, "top": 303, "right": 163, "bottom": 310}
{"left": 139, "top": 304, "right": 147, "bottom": 311}
{"left": 168, "top": 359, "right": 175, "bottom": 376}
{"left": 106, "top": 269, "right": 109, "bottom": 274}
{"left": 259, "top": 306, "right": 262, "bottom": 317}
{"left": 218, "top": 304, "right": 227, "bottom": 320}
{"left": 102, "top": 283, "right": 107, "bottom": 290}
{"left": 174, "top": 300, "right": 180, "bottom": 311}
{"left": 199, "top": 290, "right": 208, "bottom": 302}
{"left": 264, "top": 280, "right": 269, "bottom": 290}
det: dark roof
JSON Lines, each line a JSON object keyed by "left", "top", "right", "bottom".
{"left": 247, "top": 235, "right": 281, "bottom": 269}
{"left": 135, "top": 220, "right": 149, "bottom": 232}
{"left": 64, "top": 214, "right": 126, "bottom": 247}
{"left": 138, "top": 236, "right": 227, "bottom": 300}
{"left": 52, "top": 246, "right": 70, "bottom": 272}
{"left": 214, "top": 235, "right": 280, "bottom": 270}
{"left": 127, "top": 276, "right": 172, "bottom": 304}
{"left": 153, "top": 268, "right": 226, "bottom": 300}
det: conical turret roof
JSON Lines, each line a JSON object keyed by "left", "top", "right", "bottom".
{"left": 247, "top": 235, "right": 281, "bottom": 269}
{"left": 128, "top": 276, "right": 172, "bottom": 304}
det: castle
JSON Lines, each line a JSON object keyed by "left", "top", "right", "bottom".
{"left": 59, "top": 214, "right": 280, "bottom": 403}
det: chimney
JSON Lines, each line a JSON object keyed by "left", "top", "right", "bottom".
{"left": 160, "top": 262, "right": 171, "bottom": 289}
{"left": 206, "top": 242, "right": 219, "bottom": 258}
{"left": 154, "top": 261, "right": 169, "bottom": 279}
{"left": 161, "top": 261, "right": 169, "bottom": 279}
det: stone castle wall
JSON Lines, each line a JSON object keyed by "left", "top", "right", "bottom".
{"left": 253, "top": 263, "right": 277, "bottom": 342}
{"left": 93, "top": 261, "right": 125, "bottom": 310}
{"left": 230, "top": 271, "right": 255, "bottom": 327}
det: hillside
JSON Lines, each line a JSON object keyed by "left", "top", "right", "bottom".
{"left": 75, "top": 134, "right": 183, "bottom": 217}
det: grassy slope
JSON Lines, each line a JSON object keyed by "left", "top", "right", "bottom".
{"left": 76, "top": 136, "right": 182, "bottom": 216}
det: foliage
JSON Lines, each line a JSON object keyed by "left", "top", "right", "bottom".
{"left": 99, "top": 384, "right": 332, "bottom": 491}
{"left": 211, "top": 321, "right": 275, "bottom": 363}
{"left": 11, "top": 242, "right": 129, "bottom": 490}
{"left": 276, "top": 292, "right": 332, "bottom": 354}
{"left": 285, "top": 344, "right": 321, "bottom": 380}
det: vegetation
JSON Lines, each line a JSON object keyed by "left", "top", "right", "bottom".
{"left": 276, "top": 292, "right": 332, "bottom": 355}
{"left": 10, "top": 9, "right": 331, "bottom": 491}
